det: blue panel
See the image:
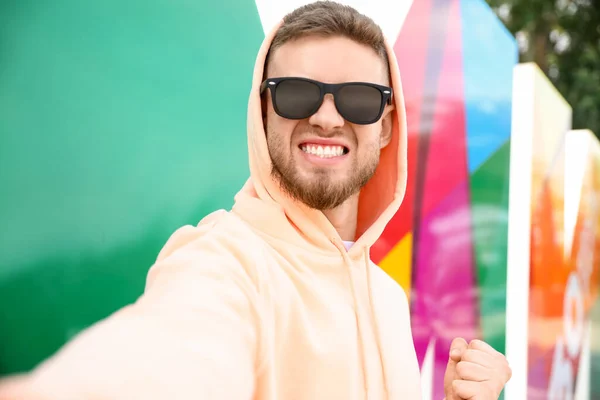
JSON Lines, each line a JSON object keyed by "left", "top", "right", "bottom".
{"left": 460, "top": 0, "right": 518, "bottom": 173}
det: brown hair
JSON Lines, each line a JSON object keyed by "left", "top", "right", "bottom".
{"left": 265, "top": 1, "right": 390, "bottom": 77}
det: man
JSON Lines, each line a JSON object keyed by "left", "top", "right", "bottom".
{"left": 0, "top": 2, "right": 511, "bottom": 399}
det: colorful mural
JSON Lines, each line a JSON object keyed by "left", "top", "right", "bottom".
{"left": 526, "top": 63, "right": 572, "bottom": 400}
{"left": 506, "top": 64, "right": 599, "bottom": 399}
{"left": 562, "top": 129, "right": 600, "bottom": 399}
{"left": 371, "top": 1, "right": 517, "bottom": 398}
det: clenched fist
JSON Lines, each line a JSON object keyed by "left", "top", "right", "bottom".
{"left": 443, "top": 338, "right": 512, "bottom": 400}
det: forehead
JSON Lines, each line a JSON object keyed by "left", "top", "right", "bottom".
{"left": 268, "top": 36, "right": 388, "bottom": 86}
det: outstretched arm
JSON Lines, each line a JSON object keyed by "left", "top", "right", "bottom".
{"left": 0, "top": 235, "right": 261, "bottom": 400}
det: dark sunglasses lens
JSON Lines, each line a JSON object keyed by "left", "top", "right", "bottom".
{"left": 274, "top": 79, "right": 321, "bottom": 119}
{"left": 336, "top": 84, "right": 383, "bottom": 124}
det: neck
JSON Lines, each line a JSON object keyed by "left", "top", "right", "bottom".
{"left": 322, "top": 193, "right": 359, "bottom": 241}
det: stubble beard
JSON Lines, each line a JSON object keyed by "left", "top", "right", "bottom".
{"left": 266, "top": 126, "right": 379, "bottom": 210}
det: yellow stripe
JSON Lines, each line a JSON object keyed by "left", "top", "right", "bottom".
{"left": 378, "top": 233, "right": 412, "bottom": 298}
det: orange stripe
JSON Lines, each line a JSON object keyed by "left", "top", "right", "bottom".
{"left": 379, "top": 233, "right": 413, "bottom": 298}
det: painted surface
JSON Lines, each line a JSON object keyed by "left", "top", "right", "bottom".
{"left": 563, "top": 130, "right": 600, "bottom": 400}
{"left": 372, "top": 0, "right": 517, "bottom": 398}
{"left": 0, "top": 0, "right": 264, "bottom": 374}
{"left": 506, "top": 64, "right": 599, "bottom": 399}
{"left": 526, "top": 78, "right": 600, "bottom": 400}
{"left": 526, "top": 65, "right": 572, "bottom": 400}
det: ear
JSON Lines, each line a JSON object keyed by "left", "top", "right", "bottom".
{"left": 379, "top": 104, "right": 394, "bottom": 149}
{"left": 262, "top": 61, "right": 273, "bottom": 122}
{"left": 261, "top": 94, "right": 267, "bottom": 121}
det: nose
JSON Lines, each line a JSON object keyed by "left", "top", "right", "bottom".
{"left": 308, "top": 94, "right": 345, "bottom": 132}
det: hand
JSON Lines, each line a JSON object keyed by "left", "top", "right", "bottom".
{"left": 443, "top": 338, "right": 512, "bottom": 400}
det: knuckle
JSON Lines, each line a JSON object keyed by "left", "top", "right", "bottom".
{"left": 462, "top": 349, "right": 474, "bottom": 362}
{"left": 492, "top": 354, "right": 505, "bottom": 365}
{"left": 470, "top": 339, "right": 486, "bottom": 350}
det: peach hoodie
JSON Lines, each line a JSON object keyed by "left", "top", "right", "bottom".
{"left": 0, "top": 22, "right": 421, "bottom": 400}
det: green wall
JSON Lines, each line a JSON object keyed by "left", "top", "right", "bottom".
{"left": 592, "top": 297, "right": 600, "bottom": 398}
{"left": 0, "top": 0, "right": 264, "bottom": 374}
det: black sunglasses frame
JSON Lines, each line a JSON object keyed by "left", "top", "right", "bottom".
{"left": 260, "top": 77, "right": 393, "bottom": 125}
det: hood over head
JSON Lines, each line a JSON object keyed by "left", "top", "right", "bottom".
{"left": 236, "top": 19, "right": 408, "bottom": 255}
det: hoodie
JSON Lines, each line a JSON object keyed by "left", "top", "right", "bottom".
{"left": 0, "top": 21, "right": 421, "bottom": 400}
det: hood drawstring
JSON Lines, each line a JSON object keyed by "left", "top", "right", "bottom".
{"left": 332, "top": 238, "right": 370, "bottom": 396}
{"left": 331, "top": 238, "right": 390, "bottom": 399}
{"left": 365, "top": 249, "right": 390, "bottom": 399}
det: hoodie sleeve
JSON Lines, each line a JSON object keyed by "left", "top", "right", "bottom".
{"left": 0, "top": 230, "right": 261, "bottom": 400}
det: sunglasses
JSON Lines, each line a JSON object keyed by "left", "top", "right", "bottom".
{"left": 260, "top": 77, "right": 393, "bottom": 125}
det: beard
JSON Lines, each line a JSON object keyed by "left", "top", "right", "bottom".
{"left": 266, "top": 126, "right": 380, "bottom": 210}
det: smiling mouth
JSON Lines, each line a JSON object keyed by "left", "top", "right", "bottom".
{"left": 299, "top": 144, "right": 349, "bottom": 158}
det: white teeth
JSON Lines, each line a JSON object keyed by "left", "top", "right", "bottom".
{"left": 301, "top": 144, "right": 345, "bottom": 158}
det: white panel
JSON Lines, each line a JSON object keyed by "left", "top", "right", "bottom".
{"left": 254, "top": 0, "right": 413, "bottom": 44}
{"left": 420, "top": 338, "right": 435, "bottom": 400}
{"left": 505, "top": 62, "right": 573, "bottom": 399}
{"left": 504, "top": 62, "right": 536, "bottom": 400}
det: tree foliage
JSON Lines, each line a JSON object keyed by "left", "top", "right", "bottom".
{"left": 486, "top": 0, "right": 600, "bottom": 136}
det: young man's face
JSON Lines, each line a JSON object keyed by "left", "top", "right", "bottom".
{"left": 263, "top": 35, "right": 394, "bottom": 210}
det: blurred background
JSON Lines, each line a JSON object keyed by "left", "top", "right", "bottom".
{"left": 487, "top": 0, "right": 600, "bottom": 137}
{"left": 0, "top": 0, "right": 599, "bottom": 399}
